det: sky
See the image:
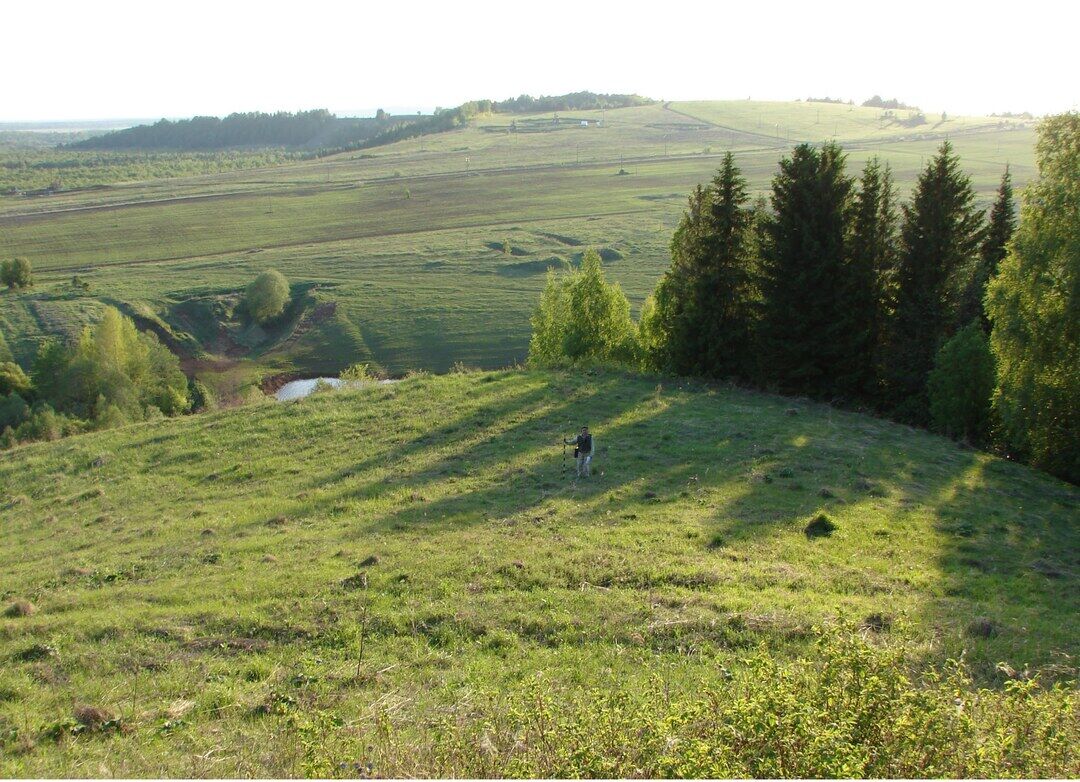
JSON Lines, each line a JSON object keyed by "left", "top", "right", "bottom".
{"left": 5, "top": 0, "right": 1077, "bottom": 121}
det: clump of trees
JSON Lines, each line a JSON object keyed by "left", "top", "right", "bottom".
{"left": 862, "top": 95, "right": 919, "bottom": 111}
{"left": 245, "top": 270, "right": 291, "bottom": 324}
{"left": 529, "top": 113, "right": 1079, "bottom": 483}
{"left": 528, "top": 250, "right": 637, "bottom": 367}
{"left": 1, "top": 307, "right": 190, "bottom": 449}
{"left": 1, "top": 258, "right": 33, "bottom": 289}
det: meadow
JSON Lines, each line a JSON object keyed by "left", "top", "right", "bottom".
{"left": 0, "top": 101, "right": 1038, "bottom": 393}
{"left": 1, "top": 369, "right": 1076, "bottom": 775}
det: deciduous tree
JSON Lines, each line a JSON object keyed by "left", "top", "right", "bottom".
{"left": 987, "top": 113, "right": 1079, "bottom": 483}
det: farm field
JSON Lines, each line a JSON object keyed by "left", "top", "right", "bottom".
{"left": 0, "top": 101, "right": 1038, "bottom": 392}
{"left": 1, "top": 369, "right": 1077, "bottom": 776}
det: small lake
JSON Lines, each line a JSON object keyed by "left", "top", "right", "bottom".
{"left": 274, "top": 377, "right": 397, "bottom": 402}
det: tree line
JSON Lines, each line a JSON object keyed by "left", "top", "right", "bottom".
{"left": 71, "top": 94, "right": 656, "bottom": 155}
{"left": 71, "top": 110, "right": 384, "bottom": 151}
{"left": 529, "top": 113, "right": 1078, "bottom": 484}
{"left": 490, "top": 92, "right": 654, "bottom": 113}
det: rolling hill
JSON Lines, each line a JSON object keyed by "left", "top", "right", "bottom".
{"left": 1, "top": 370, "right": 1077, "bottom": 775}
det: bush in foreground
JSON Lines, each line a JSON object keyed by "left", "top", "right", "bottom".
{"left": 411, "top": 627, "right": 1076, "bottom": 778}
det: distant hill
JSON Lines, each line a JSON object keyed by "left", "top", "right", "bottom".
{"left": 70, "top": 109, "right": 411, "bottom": 152}
{"left": 69, "top": 94, "right": 656, "bottom": 152}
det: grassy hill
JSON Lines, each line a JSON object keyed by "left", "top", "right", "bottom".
{"left": 1, "top": 370, "right": 1076, "bottom": 775}
{"left": 0, "top": 100, "right": 1038, "bottom": 395}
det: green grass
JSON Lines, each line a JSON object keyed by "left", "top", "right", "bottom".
{"left": 0, "top": 369, "right": 1076, "bottom": 775}
{"left": 0, "top": 101, "right": 1038, "bottom": 390}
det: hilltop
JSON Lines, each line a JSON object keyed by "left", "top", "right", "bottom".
{"left": 1, "top": 369, "right": 1076, "bottom": 775}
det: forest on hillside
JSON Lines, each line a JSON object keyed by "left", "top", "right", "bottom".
{"left": 68, "top": 93, "right": 654, "bottom": 152}
{"left": 71, "top": 109, "right": 391, "bottom": 151}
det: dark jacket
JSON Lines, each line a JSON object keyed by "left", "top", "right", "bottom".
{"left": 574, "top": 433, "right": 593, "bottom": 455}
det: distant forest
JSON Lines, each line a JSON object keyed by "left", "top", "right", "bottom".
{"left": 489, "top": 91, "right": 654, "bottom": 113}
{"left": 71, "top": 109, "right": 389, "bottom": 151}
{"left": 68, "top": 93, "right": 655, "bottom": 152}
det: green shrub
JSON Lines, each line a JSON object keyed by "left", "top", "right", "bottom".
{"left": 0, "top": 393, "right": 29, "bottom": 430}
{"left": 928, "top": 321, "right": 995, "bottom": 442}
{"left": 0, "top": 258, "right": 32, "bottom": 289}
{"left": 245, "top": 269, "right": 291, "bottom": 324}
{"left": 188, "top": 378, "right": 216, "bottom": 412}
{"left": 419, "top": 625, "right": 1077, "bottom": 778}
{"left": 0, "top": 362, "right": 31, "bottom": 397}
{"left": 340, "top": 363, "right": 374, "bottom": 382}
{"left": 0, "top": 328, "right": 11, "bottom": 363}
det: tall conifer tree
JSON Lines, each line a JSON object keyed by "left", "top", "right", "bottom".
{"left": 758, "top": 142, "right": 853, "bottom": 396}
{"left": 886, "top": 141, "right": 983, "bottom": 421}
{"left": 842, "top": 157, "right": 898, "bottom": 399}
{"left": 645, "top": 154, "right": 757, "bottom": 379}
{"left": 959, "top": 167, "right": 1016, "bottom": 328}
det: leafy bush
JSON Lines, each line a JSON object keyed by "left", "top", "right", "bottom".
{"left": 245, "top": 270, "right": 291, "bottom": 325}
{"left": 0, "top": 258, "right": 32, "bottom": 289}
{"left": 418, "top": 626, "right": 1077, "bottom": 777}
{"left": 0, "top": 392, "right": 29, "bottom": 430}
{"left": 0, "top": 362, "right": 31, "bottom": 397}
{"left": 340, "top": 363, "right": 375, "bottom": 382}
{"left": 527, "top": 249, "right": 637, "bottom": 367}
{"left": 927, "top": 322, "right": 996, "bottom": 442}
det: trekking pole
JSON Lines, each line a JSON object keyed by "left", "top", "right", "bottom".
{"left": 562, "top": 438, "right": 567, "bottom": 476}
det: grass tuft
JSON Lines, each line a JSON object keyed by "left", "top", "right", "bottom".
{"left": 804, "top": 512, "right": 837, "bottom": 538}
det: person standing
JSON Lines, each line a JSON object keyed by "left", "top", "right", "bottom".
{"left": 564, "top": 426, "right": 594, "bottom": 478}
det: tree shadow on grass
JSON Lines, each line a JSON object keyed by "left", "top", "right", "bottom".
{"left": 690, "top": 396, "right": 1080, "bottom": 682}
{"left": 285, "top": 371, "right": 690, "bottom": 534}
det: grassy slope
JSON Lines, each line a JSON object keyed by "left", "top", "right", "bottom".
{"left": 0, "top": 101, "right": 1037, "bottom": 384}
{"left": 1, "top": 370, "right": 1076, "bottom": 775}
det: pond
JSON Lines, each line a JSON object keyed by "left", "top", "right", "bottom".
{"left": 273, "top": 377, "right": 397, "bottom": 402}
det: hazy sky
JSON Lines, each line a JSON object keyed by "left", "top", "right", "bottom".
{"left": 5, "top": 0, "right": 1077, "bottom": 121}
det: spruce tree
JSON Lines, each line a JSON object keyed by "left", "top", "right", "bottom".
{"left": 886, "top": 141, "right": 983, "bottom": 421}
{"left": 690, "top": 154, "right": 756, "bottom": 378}
{"left": 959, "top": 167, "right": 1016, "bottom": 328}
{"left": 643, "top": 184, "right": 711, "bottom": 372}
{"left": 644, "top": 154, "right": 757, "bottom": 379}
{"left": 758, "top": 142, "right": 854, "bottom": 396}
{"left": 843, "top": 157, "right": 898, "bottom": 399}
